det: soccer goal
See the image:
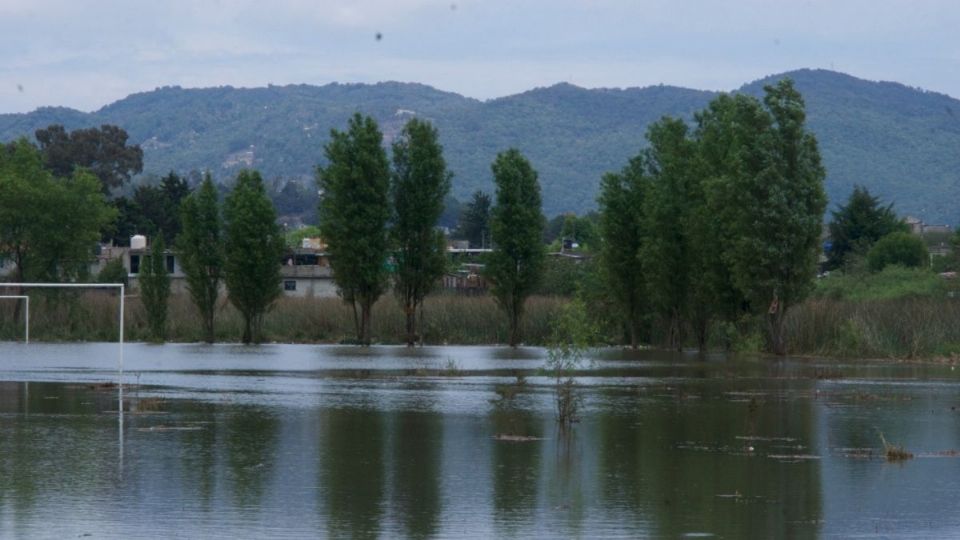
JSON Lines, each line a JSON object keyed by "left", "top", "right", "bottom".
{"left": 0, "top": 283, "right": 127, "bottom": 404}
{"left": 0, "top": 294, "right": 29, "bottom": 343}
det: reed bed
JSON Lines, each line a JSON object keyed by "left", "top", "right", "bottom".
{"left": 0, "top": 291, "right": 567, "bottom": 346}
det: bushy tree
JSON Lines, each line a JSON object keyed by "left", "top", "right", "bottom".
{"left": 318, "top": 113, "right": 391, "bottom": 344}
{"left": 35, "top": 124, "right": 143, "bottom": 193}
{"left": 485, "top": 149, "right": 546, "bottom": 347}
{"left": 867, "top": 232, "right": 928, "bottom": 271}
{"left": 223, "top": 170, "right": 284, "bottom": 344}
{"left": 0, "top": 139, "right": 116, "bottom": 288}
{"left": 178, "top": 174, "right": 223, "bottom": 343}
{"left": 390, "top": 118, "right": 452, "bottom": 346}
{"left": 597, "top": 156, "right": 647, "bottom": 348}
{"left": 139, "top": 235, "right": 170, "bottom": 342}
{"left": 455, "top": 190, "right": 492, "bottom": 248}
{"left": 828, "top": 185, "right": 906, "bottom": 269}
{"left": 704, "top": 80, "right": 827, "bottom": 355}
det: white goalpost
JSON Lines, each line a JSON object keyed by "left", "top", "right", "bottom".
{"left": 0, "top": 294, "right": 29, "bottom": 343}
{"left": 0, "top": 283, "right": 126, "bottom": 409}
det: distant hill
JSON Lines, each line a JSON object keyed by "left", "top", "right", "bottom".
{"left": 2, "top": 69, "right": 960, "bottom": 223}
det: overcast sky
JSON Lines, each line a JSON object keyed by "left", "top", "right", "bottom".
{"left": 0, "top": 0, "right": 957, "bottom": 113}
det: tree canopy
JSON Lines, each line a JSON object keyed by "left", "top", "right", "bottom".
{"left": 35, "top": 124, "right": 143, "bottom": 192}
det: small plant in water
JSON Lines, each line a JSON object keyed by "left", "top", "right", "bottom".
{"left": 878, "top": 431, "right": 914, "bottom": 462}
{"left": 544, "top": 299, "right": 598, "bottom": 431}
{"left": 441, "top": 357, "right": 462, "bottom": 377}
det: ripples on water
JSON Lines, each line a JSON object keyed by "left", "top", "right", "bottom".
{"left": 1, "top": 343, "right": 960, "bottom": 538}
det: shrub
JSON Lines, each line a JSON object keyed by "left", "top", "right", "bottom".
{"left": 867, "top": 232, "right": 928, "bottom": 272}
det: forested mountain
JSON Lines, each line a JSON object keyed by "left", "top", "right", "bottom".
{"left": 2, "top": 69, "right": 960, "bottom": 223}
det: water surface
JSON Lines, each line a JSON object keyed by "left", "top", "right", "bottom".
{"left": 1, "top": 343, "right": 959, "bottom": 538}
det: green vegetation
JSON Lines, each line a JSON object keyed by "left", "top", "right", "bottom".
{"left": 318, "top": 113, "right": 392, "bottom": 345}
{"left": 223, "top": 170, "right": 284, "bottom": 344}
{"left": 0, "top": 293, "right": 566, "bottom": 345}
{"left": 814, "top": 266, "right": 946, "bottom": 301}
{"left": 597, "top": 156, "right": 647, "bottom": 348}
{"left": 177, "top": 174, "right": 223, "bottom": 343}
{"left": 454, "top": 190, "right": 491, "bottom": 248}
{"left": 139, "top": 235, "right": 170, "bottom": 341}
{"left": 867, "top": 232, "right": 928, "bottom": 271}
{"left": 390, "top": 118, "right": 452, "bottom": 346}
{"left": 0, "top": 139, "right": 116, "bottom": 285}
{"left": 485, "top": 149, "right": 546, "bottom": 347}
{"left": 827, "top": 185, "right": 906, "bottom": 269}
{"left": 34, "top": 124, "right": 143, "bottom": 193}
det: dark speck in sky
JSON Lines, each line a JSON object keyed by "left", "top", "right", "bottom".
{"left": 16, "top": 84, "right": 23, "bottom": 92}
{"left": 375, "top": 32, "right": 382, "bottom": 41}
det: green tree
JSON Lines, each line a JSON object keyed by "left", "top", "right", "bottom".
{"left": 705, "top": 80, "right": 827, "bottom": 355}
{"left": 641, "top": 117, "right": 698, "bottom": 350}
{"left": 597, "top": 156, "right": 647, "bottom": 348}
{"left": 317, "top": 113, "right": 391, "bottom": 344}
{"left": 97, "top": 258, "right": 128, "bottom": 286}
{"left": 178, "top": 174, "right": 223, "bottom": 343}
{"left": 0, "top": 139, "right": 116, "bottom": 288}
{"left": 34, "top": 124, "right": 143, "bottom": 193}
{"left": 390, "top": 119, "right": 452, "bottom": 346}
{"left": 485, "top": 149, "right": 546, "bottom": 347}
{"left": 139, "top": 235, "right": 170, "bottom": 342}
{"left": 455, "top": 190, "right": 492, "bottom": 248}
{"left": 223, "top": 170, "right": 284, "bottom": 344}
{"left": 867, "top": 232, "right": 928, "bottom": 271}
{"left": 828, "top": 185, "right": 906, "bottom": 269}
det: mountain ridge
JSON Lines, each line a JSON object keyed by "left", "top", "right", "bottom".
{"left": 2, "top": 69, "right": 959, "bottom": 223}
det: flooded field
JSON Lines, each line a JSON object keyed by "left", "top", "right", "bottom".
{"left": 1, "top": 343, "right": 960, "bottom": 538}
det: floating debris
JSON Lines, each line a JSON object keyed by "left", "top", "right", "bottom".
{"left": 493, "top": 434, "right": 544, "bottom": 442}
{"left": 136, "top": 425, "right": 204, "bottom": 432}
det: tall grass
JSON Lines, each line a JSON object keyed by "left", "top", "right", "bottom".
{"left": 0, "top": 291, "right": 567, "bottom": 345}
{"left": 786, "top": 297, "right": 960, "bottom": 359}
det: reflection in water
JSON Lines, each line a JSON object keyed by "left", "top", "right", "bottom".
{"left": 2, "top": 346, "right": 960, "bottom": 537}
{"left": 320, "top": 406, "right": 385, "bottom": 539}
{"left": 389, "top": 398, "right": 443, "bottom": 539}
{"left": 491, "top": 403, "right": 542, "bottom": 535}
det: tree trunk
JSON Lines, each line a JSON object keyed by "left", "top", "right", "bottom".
{"left": 242, "top": 315, "right": 252, "bottom": 344}
{"left": 508, "top": 303, "right": 521, "bottom": 347}
{"left": 695, "top": 316, "right": 709, "bottom": 354}
{"left": 351, "top": 300, "right": 361, "bottom": 342}
{"left": 203, "top": 313, "right": 215, "bottom": 344}
{"left": 360, "top": 302, "right": 372, "bottom": 346}
{"left": 766, "top": 305, "right": 787, "bottom": 356}
{"left": 404, "top": 302, "right": 416, "bottom": 347}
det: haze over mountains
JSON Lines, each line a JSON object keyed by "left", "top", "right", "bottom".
{"left": 2, "top": 68, "right": 960, "bottom": 224}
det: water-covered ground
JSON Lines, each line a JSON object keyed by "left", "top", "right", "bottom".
{"left": 1, "top": 343, "right": 960, "bottom": 538}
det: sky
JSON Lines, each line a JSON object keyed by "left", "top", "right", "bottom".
{"left": 0, "top": 0, "right": 958, "bottom": 113}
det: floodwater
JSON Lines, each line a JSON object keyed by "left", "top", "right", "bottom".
{"left": 1, "top": 343, "right": 960, "bottom": 539}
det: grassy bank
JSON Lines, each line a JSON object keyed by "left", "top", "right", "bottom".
{"left": 0, "top": 292, "right": 567, "bottom": 346}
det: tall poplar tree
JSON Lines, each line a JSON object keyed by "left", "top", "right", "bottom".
{"left": 640, "top": 117, "right": 698, "bottom": 350}
{"left": 139, "top": 235, "right": 170, "bottom": 342}
{"left": 597, "top": 155, "right": 648, "bottom": 348}
{"left": 485, "top": 149, "right": 545, "bottom": 347}
{"left": 318, "top": 113, "right": 391, "bottom": 345}
{"left": 178, "top": 174, "right": 223, "bottom": 343}
{"left": 391, "top": 118, "right": 452, "bottom": 346}
{"left": 223, "top": 170, "right": 284, "bottom": 344}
